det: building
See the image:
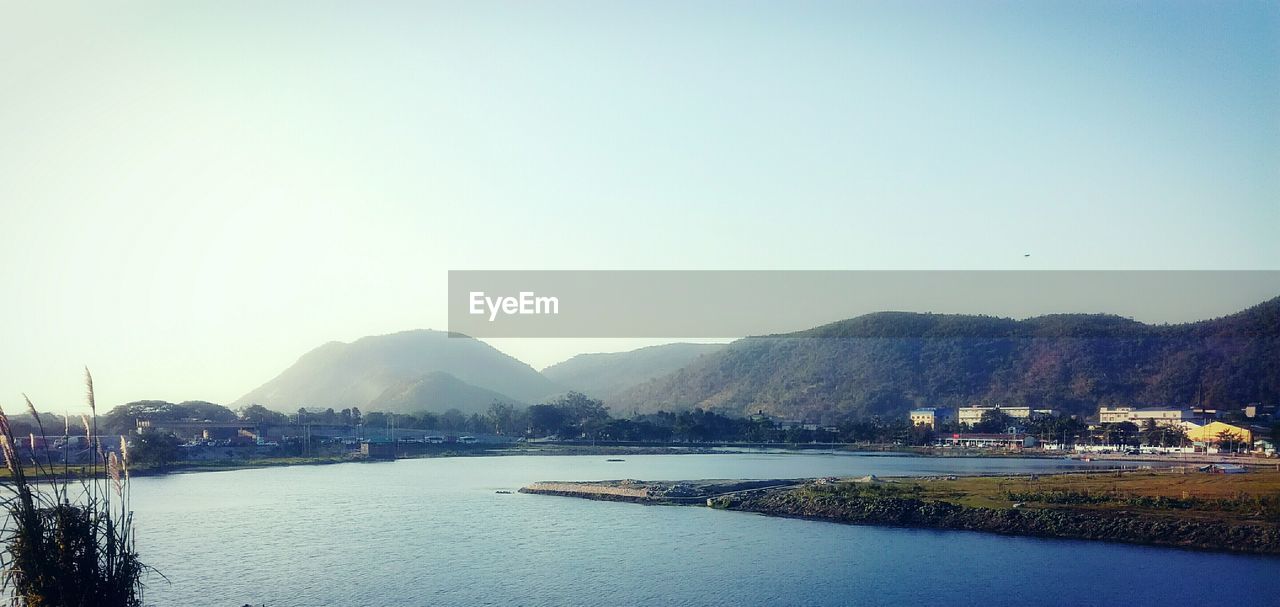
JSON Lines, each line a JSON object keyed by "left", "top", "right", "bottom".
{"left": 1098, "top": 406, "right": 1194, "bottom": 427}
{"left": 1184, "top": 421, "right": 1252, "bottom": 445}
{"left": 360, "top": 441, "right": 396, "bottom": 459}
{"left": 1244, "top": 403, "right": 1277, "bottom": 420}
{"left": 957, "top": 406, "right": 1057, "bottom": 426}
{"left": 938, "top": 433, "right": 1037, "bottom": 449}
{"left": 136, "top": 418, "right": 259, "bottom": 440}
{"left": 909, "top": 407, "right": 954, "bottom": 429}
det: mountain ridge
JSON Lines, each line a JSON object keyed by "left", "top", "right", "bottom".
{"left": 609, "top": 296, "right": 1280, "bottom": 423}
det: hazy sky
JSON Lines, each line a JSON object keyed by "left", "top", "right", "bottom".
{"left": 2, "top": 1, "right": 1277, "bottom": 412}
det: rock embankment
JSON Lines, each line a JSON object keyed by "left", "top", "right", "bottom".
{"left": 521, "top": 474, "right": 1280, "bottom": 555}
{"left": 711, "top": 490, "right": 1280, "bottom": 555}
{"left": 519, "top": 479, "right": 800, "bottom": 503}
{"left": 520, "top": 481, "right": 657, "bottom": 502}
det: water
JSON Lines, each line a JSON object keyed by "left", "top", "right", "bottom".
{"left": 129, "top": 454, "right": 1278, "bottom": 606}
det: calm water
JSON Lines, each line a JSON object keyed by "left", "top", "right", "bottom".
{"left": 129, "top": 454, "right": 1279, "bottom": 606}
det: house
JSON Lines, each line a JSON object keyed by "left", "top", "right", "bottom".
{"left": 360, "top": 440, "right": 396, "bottom": 459}
{"left": 1244, "top": 403, "right": 1277, "bottom": 420}
{"left": 909, "top": 407, "right": 954, "bottom": 429}
{"left": 1254, "top": 438, "right": 1276, "bottom": 456}
{"left": 1098, "top": 406, "right": 1194, "bottom": 427}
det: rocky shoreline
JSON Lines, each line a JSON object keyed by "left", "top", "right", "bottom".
{"left": 712, "top": 487, "right": 1280, "bottom": 555}
{"left": 520, "top": 473, "right": 1280, "bottom": 555}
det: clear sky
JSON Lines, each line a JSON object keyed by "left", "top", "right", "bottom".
{"left": 2, "top": 1, "right": 1277, "bottom": 412}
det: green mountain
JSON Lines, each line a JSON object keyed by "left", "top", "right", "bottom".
{"left": 234, "top": 330, "right": 560, "bottom": 411}
{"left": 542, "top": 343, "right": 724, "bottom": 401}
{"left": 610, "top": 297, "right": 1280, "bottom": 423}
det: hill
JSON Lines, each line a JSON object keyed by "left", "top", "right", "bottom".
{"left": 366, "top": 371, "right": 523, "bottom": 415}
{"left": 234, "top": 330, "right": 561, "bottom": 411}
{"left": 609, "top": 297, "right": 1280, "bottom": 423}
{"left": 542, "top": 343, "right": 724, "bottom": 401}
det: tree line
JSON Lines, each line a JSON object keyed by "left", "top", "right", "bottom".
{"left": 58, "top": 395, "right": 1280, "bottom": 450}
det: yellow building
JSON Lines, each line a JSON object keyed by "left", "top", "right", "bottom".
{"left": 909, "top": 407, "right": 953, "bottom": 429}
{"left": 1184, "top": 421, "right": 1252, "bottom": 444}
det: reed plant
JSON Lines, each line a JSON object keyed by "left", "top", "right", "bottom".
{"left": 0, "top": 369, "right": 151, "bottom": 607}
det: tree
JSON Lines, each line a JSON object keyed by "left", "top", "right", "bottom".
{"left": 784, "top": 426, "right": 812, "bottom": 444}
{"left": 1100, "top": 422, "right": 1139, "bottom": 446}
{"left": 552, "top": 392, "right": 609, "bottom": 428}
{"left": 100, "top": 400, "right": 236, "bottom": 436}
{"left": 417, "top": 411, "right": 439, "bottom": 430}
{"left": 1216, "top": 428, "right": 1243, "bottom": 453}
{"left": 129, "top": 430, "right": 181, "bottom": 468}
{"left": 973, "top": 409, "right": 1015, "bottom": 433}
{"left": 906, "top": 423, "right": 935, "bottom": 446}
{"left": 239, "top": 404, "right": 286, "bottom": 425}
{"left": 527, "top": 404, "right": 566, "bottom": 437}
{"left": 99, "top": 401, "right": 175, "bottom": 436}
{"left": 438, "top": 409, "right": 466, "bottom": 432}
{"left": 487, "top": 402, "right": 516, "bottom": 435}
{"left": 364, "top": 411, "right": 387, "bottom": 430}
{"left": 174, "top": 401, "right": 236, "bottom": 422}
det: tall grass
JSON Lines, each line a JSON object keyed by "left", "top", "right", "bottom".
{"left": 0, "top": 369, "right": 151, "bottom": 607}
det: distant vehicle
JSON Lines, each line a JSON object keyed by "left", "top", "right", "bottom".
{"left": 425, "top": 436, "right": 445, "bottom": 444}
{"left": 458, "top": 436, "right": 478, "bottom": 444}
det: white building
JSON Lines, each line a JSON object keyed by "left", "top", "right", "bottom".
{"left": 1098, "top": 406, "right": 1193, "bottom": 427}
{"left": 957, "top": 406, "right": 1057, "bottom": 426}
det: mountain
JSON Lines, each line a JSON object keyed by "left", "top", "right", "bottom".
{"left": 234, "top": 330, "right": 561, "bottom": 411}
{"left": 542, "top": 343, "right": 724, "bottom": 401}
{"left": 366, "top": 371, "right": 523, "bottom": 415}
{"left": 610, "top": 297, "right": 1280, "bottom": 423}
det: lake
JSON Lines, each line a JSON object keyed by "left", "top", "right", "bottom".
{"left": 129, "top": 453, "right": 1280, "bottom": 606}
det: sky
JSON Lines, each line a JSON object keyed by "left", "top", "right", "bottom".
{"left": 1, "top": 1, "right": 1277, "bottom": 412}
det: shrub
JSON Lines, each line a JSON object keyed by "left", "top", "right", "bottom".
{"left": 0, "top": 369, "right": 152, "bottom": 607}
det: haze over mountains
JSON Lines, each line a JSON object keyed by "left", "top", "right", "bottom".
{"left": 542, "top": 343, "right": 724, "bottom": 401}
{"left": 233, "top": 330, "right": 559, "bottom": 415}
{"left": 233, "top": 297, "right": 1280, "bottom": 422}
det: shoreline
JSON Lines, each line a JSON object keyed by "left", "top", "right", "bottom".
{"left": 8, "top": 443, "right": 1275, "bottom": 481}
{"left": 520, "top": 470, "right": 1280, "bottom": 555}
